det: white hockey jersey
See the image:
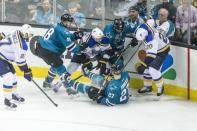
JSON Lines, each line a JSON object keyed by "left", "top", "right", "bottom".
{"left": 138, "top": 22, "right": 171, "bottom": 58}
{"left": 81, "top": 33, "right": 111, "bottom": 58}
{"left": 0, "top": 30, "right": 28, "bottom": 66}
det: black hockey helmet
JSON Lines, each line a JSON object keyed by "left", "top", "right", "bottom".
{"left": 128, "top": 6, "right": 139, "bottom": 13}
{"left": 113, "top": 18, "right": 125, "bottom": 32}
{"left": 61, "top": 13, "right": 74, "bottom": 23}
{"left": 111, "top": 59, "right": 124, "bottom": 74}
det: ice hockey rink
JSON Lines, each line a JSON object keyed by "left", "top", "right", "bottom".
{"left": 0, "top": 78, "right": 197, "bottom": 131}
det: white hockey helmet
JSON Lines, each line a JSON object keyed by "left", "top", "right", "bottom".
{"left": 135, "top": 28, "right": 148, "bottom": 41}
{"left": 91, "top": 27, "right": 104, "bottom": 41}
{"left": 20, "top": 24, "right": 34, "bottom": 41}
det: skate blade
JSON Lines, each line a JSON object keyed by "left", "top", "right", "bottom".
{"left": 136, "top": 92, "right": 154, "bottom": 96}
{"left": 42, "top": 87, "right": 52, "bottom": 91}
{"left": 67, "top": 93, "right": 80, "bottom": 99}
{"left": 4, "top": 105, "right": 17, "bottom": 111}
{"left": 12, "top": 100, "right": 25, "bottom": 104}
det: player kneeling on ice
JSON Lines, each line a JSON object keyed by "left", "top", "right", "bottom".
{"left": 34, "top": 13, "right": 86, "bottom": 90}
{"left": 135, "top": 19, "right": 173, "bottom": 96}
{"left": 56, "top": 61, "right": 130, "bottom": 106}
{"left": 0, "top": 24, "right": 33, "bottom": 109}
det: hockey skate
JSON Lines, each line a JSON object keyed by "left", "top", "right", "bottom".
{"left": 157, "top": 86, "right": 164, "bottom": 96}
{"left": 4, "top": 98, "right": 17, "bottom": 109}
{"left": 52, "top": 81, "right": 63, "bottom": 93}
{"left": 12, "top": 94, "right": 25, "bottom": 103}
{"left": 52, "top": 72, "right": 70, "bottom": 93}
{"left": 137, "top": 86, "right": 153, "bottom": 94}
{"left": 66, "top": 88, "right": 78, "bottom": 96}
{"left": 43, "top": 78, "right": 52, "bottom": 89}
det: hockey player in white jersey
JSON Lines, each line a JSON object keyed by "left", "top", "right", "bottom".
{"left": 55, "top": 28, "right": 111, "bottom": 94}
{"left": 66, "top": 27, "right": 111, "bottom": 75}
{"left": 135, "top": 18, "right": 174, "bottom": 96}
{"left": 0, "top": 24, "right": 33, "bottom": 108}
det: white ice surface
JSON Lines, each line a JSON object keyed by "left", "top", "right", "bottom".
{"left": 0, "top": 78, "right": 197, "bottom": 131}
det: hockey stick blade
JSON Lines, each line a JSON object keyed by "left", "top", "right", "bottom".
{"left": 32, "top": 79, "right": 58, "bottom": 107}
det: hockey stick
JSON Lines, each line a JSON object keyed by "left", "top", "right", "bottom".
{"left": 32, "top": 79, "right": 58, "bottom": 107}
{"left": 126, "top": 70, "right": 149, "bottom": 75}
{"left": 123, "top": 42, "right": 143, "bottom": 69}
{"left": 97, "top": 43, "right": 133, "bottom": 94}
{"left": 97, "top": 41, "right": 143, "bottom": 96}
{"left": 73, "top": 19, "right": 85, "bottom": 49}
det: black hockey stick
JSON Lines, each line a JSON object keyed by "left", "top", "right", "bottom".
{"left": 123, "top": 42, "right": 143, "bottom": 69}
{"left": 32, "top": 79, "right": 58, "bottom": 107}
{"left": 126, "top": 70, "right": 149, "bottom": 75}
{"left": 97, "top": 41, "right": 143, "bottom": 96}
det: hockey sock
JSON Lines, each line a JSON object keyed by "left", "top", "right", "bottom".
{"left": 46, "top": 67, "right": 57, "bottom": 83}
{"left": 3, "top": 84, "right": 13, "bottom": 100}
{"left": 143, "top": 69, "right": 152, "bottom": 87}
{"left": 12, "top": 81, "right": 18, "bottom": 95}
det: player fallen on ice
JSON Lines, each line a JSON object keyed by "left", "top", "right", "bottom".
{"left": 54, "top": 61, "right": 130, "bottom": 106}
{"left": 34, "top": 13, "right": 86, "bottom": 90}
{"left": 0, "top": 24, "right": 34, "bottom": 108}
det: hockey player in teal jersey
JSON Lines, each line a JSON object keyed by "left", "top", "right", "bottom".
{"left": 104, "top": 18, "right": 139, "bottom": 52}
{"left": 35, "top": 13, "right": 86, "bottom": 89}
{"left": 103, "top": 18, "right": 139, "bottom": 72}
{"left": 58, "top": 61, "right": 130, "bottom": 106}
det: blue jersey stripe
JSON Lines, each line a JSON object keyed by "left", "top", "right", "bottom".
{"left": 3, "top": 85, "right": 13, "bottom": 89}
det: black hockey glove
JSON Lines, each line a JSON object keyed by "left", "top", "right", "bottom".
{"left": 129, "top": 37, "right": 138, "bottom": 47}
{"left": 83, "top": 60, "right": 93, "bottom": 70}
{"left": 24, "top": 68, "right": 33, "bottom": 81}
{"left": 74, "top": 31, "right": 84, "bottom": 40}
{"left": 97, "top": 58, "right": 107, "bottom": 74}
{"left": 136, "top": 63, "right": 147, "bottom": 74}
{"left": 80, "top": 42, "right": 89, "bottom": 51}
{"left": 88, "top": 87, "right": 104, "bottom": 101}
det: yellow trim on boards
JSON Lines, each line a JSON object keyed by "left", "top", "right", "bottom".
{"left": 14, "top": 66, "right": 91, "bottom": 83}
{"left": 130, "top": 78, "right": 197, "bottom": 101}
{"left": 14, "top": 66, "right": 197, "bottom": 101}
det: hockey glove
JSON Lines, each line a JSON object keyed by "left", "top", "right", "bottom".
{"left": 0, "top": 32, "right": 5, "bottom": 40}
{"left": 24, "top": 68, "right": 33, "bottom": 81}
{"left": 82, "top": 66, "right": 90, "bottom": 76}
{"left": 88, "top": 87, "right": 104, "bottom": 101}
{"left": 135, "top": 62, "right": 147, "bottom": 74}
{"left": 73, "top": 31, "right": 84, "bottom": 40}
{"left": 129, "top": 37, "right": 138, "bottom": 47}
{"left": 80, "top": 42, "right": 89, "bottom": 51}
{"left": 83, "top": 60, "right": 93, "bottom": 70}
{"left": 97, "top": 59, "right": 107, "bottom": 74}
